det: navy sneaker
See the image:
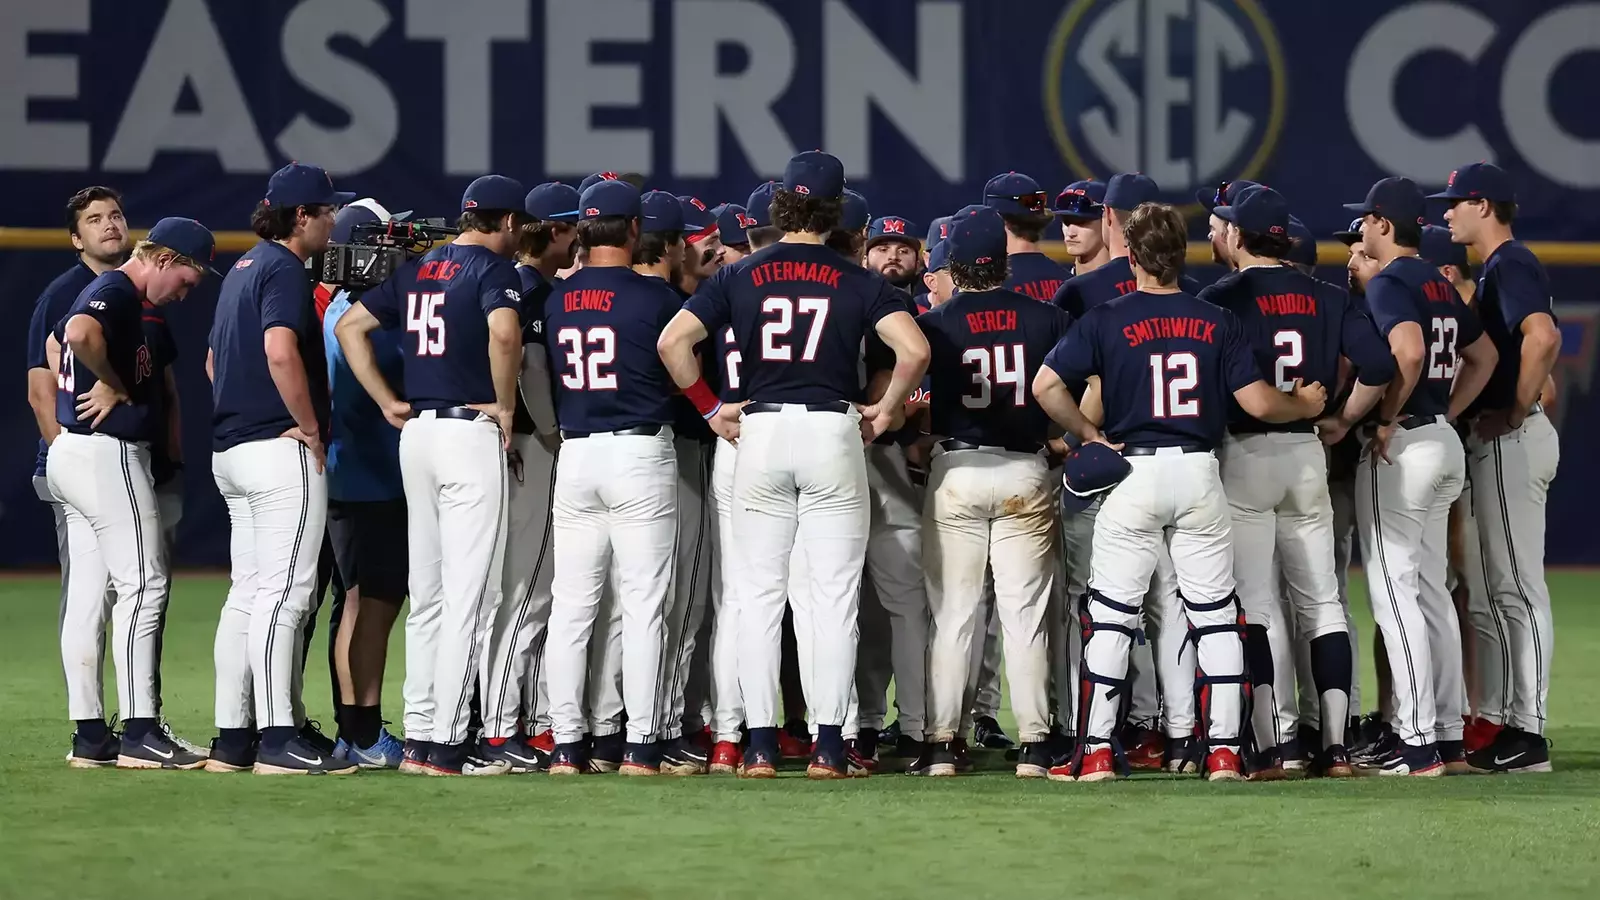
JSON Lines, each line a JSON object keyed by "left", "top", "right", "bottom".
{"left": 398, "top": 739, "right": 431, "bottom": 775}
{"left": 1280, "top": 737, "right": 1307, "bottom": 776}
{"left": 477, "top": 736, "right": 544, "bottom": 774}
{"left": 68, "top": 731, "right": 120, "bottom": 768}
{"left": 1466, "top": 728, "right": 1552, "bottom": 775}
{"left": 1166, "top": 735, "right": 1199, "bottom": 774}
{"left": 660, "top": 736, "right": 709, "bottom": 776}
{"left": 299, "top": 720, "right": 338, "bottom": 757}
{"left": 425, "top": 741, "right": 509, "bottom": 776}
{"left": 620, "top": 741, "right": 662, "bottom": 776}
{"left": 1438, "top": 739, "right": 1470, "bottom": 775}
{"left": 547, "top": 742, "right": 589, "bottom": 776}
{"left": 1015, "top": 742, "right": 1051, "bottom": 779}
{"left": 1316, "top": 744, "right": 1356, "bottom": 778}
{"left": 204, "top": 736, "right": 257, "bottom": 773}
{"left": 1377, "top": 742, "right": 1444, "bottom": 777}
{"left": 117, "top": 729, "right": 207, "bottom": 770}
{"left": 806, "top": 744, "right": 848, "bottom": 780}
{"left": 254, "top": 735, "right": 359, "bottom": 775}
{"left": 924, "top": 741, "right": 959, "bottom": 777}
{"left": 589, "top": 733, "right": 625, "bottom": 774}
{"left": 739, "top": 746, "right": 778, "bottom": 779}
{"left": 974, "top": 715, "right": 1015, "bottom": 750}
{"left": 877, "top": 719, "right": 902, "bottom": 749}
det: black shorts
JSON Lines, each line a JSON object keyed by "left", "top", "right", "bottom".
{"left": 328, "top": 498, "right": 408, "bottom": 603}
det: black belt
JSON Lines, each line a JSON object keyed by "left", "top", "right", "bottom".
{"left": 1229, "top": 421, "right": 1316, "bottom": 436}
{"left": 560, "top": 424, "right": 664, "bottom": 440}
{"left": 1123, "top": 443, "right": 1210, "bottom": 456}
{"left": 743, "top": 401, "right": 852, "bottom": 415}
{"left": 939, "top": 439, "right": 1043, "bottom": 455}
{"left": 434, "top": 406, "right": 485, "bottom": 422}
{"left": 1398, "top": 414, "right": 1446, "bottom": 431}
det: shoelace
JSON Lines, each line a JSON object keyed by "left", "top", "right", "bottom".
{"left": 159, "top": 718, "right": 206, "bottom": 755}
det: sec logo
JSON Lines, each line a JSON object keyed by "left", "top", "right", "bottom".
{"left": 1042, "top": 0, "right": 1287, "bottom": 209}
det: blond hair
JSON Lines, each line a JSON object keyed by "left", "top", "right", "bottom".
{"left": 132, "top": 239, "right": 202, "bottom": 271}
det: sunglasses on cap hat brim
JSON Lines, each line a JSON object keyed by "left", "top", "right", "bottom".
{"left": 986, "top": 190, "right": 1050, "bottom": 213}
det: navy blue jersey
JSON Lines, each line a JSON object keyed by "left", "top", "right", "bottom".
{"left": 1043, "top": 291, "right": 1261, "bottom": 450}
{"left": 1005, "top": 251, "right": 1072, "bottom": 304}
{"left": 364, "top": 243, "right": 522, "bottom": 410}
{"left": 141, "top": 305, "right": 181, "bottom": 484}
{"left": 513, "top": 264, "right": 557, "bottom": 434}
{"left": 54, "top": 271, "right": 158, "bottom": 443}
{"left": 27, "top": 261, "right": 98, "bottom": 477}
{"left": 1471, "top": 241, "right": 1555, "bottom": 413}
{"left": 1364, "top": 256, "right": 1483, "bottom": 419}
{"left": 669, "top": 282, "right": 716, "bottom": 443}
{"left": 211, "top": 241, "right": 330, "bottom": 451}
{"left": 919, "top": 288, "right": 1072, "bottom": 448}
{"left": 1199, "top": 266, "right": 1395, "bottom": 433}
{"left": 699, "top": 264, "right": 744, "bottom": 404}
{"left": 544, "top": 266, "right": 683, "bottom": 432}
{"left": 684, "top": 242, "right": 904, "bottom": 404}
{"left": 1051, "top": 257, "right": 1201, "bottom": 320}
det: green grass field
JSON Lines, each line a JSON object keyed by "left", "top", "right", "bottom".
{"left": 2, "top": 573, "right": 1599, "bottom": 899}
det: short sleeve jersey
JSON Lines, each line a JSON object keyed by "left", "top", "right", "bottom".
{"left": 1042, "top": 291, "right": 1262, "bottom": 450}
{"left": 54, "top": 271, "right": 158, "bottom": 443}
{"left": 1004, "top": 251, "right": 1072, "bottom": 304}
{"left": 28, "top": 262, "right": 98, "bottom": 476}
{"left": 543, "top": 266, "right": 684, "bottom": 433}
{"left": 1363, "top": 256, "right": 1484, "bottom": 418}
{"left": 1471, "top": 241, "right": 1556, "bottom": 413}
{"left": 1050, "top": 257, "right": 1201, "bottom": 320}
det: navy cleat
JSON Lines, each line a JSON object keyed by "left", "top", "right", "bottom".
{"left": 547, "top": 742, "right": 589, "bottom": 776}
{"left": 903, "top": 742, "right": 936, "bottom": 776}
{"left": 619, "top": 741, "right": 662, "bottom": 777}
{"left": 298, "top": 720, "right": 338, "bottom": 757}
{"left": 974, "top": 715, "right": 1015, "bottom": 750}
{"left": 254, "top": 735, "right": 359, "bottom": 775}
{"left": 1466, "top": 727, "right": 1552, "bottom": 775}
{"left": 204, "top": 736, "right": 258, "bottom": 773}
{"left": 739, "top": 745, "right": 778, "bottom": 779}
{"left": 1438, "top": 739, "right": 1471, "bottom": 775}
{"left": 1166, "top": 735, "right": 1199, "bottom": 775}
{"left": 349, "top": 730, "right": 405, "bottom": 770}
{"left": 424, "top": 741, "right": 509, "bottom": 776}
{"left": 589, "top": 733, "right": 625, "bottom": 773}
{"left": 1375, "top": 742, "right": 1445, "bottom": 777}
{"left": 1015, "top": 742, "right": 1051, "bottom": 779}
{"left": 1316, "top": 744, "right": 1356, "bottom": 778}
{"left": 659, "top": 736, "right": 709, "bottom": 776}
{"left": 476, "top": 735, "right": 545, "bottom": 774}
{"left": 877, "top": 719, "right": 902, "bottom": 749}
{"left": 117, "top": 728, "right": 207, "bottom": 770}
{"left": 806, "top": 744, "right": 849, "bottom": 780}
{"left": 398, "top": 739, "right": 431, "bottom": 775}
{"left": 924, "top": 741, "right": 959, "bottom": 777}
{"left": 67, "top": 730, "right": 120, "bottom": 769}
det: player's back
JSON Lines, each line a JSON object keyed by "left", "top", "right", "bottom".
{"left": 383, "top": 243, "right": 521, "bottom": 409}
{"left": 1365, "top": 255, "right": 1480, "bottom": 418}
{"left": 1472, "top": 239, "right": 1550, "bottom": 413}
{"left": 1005, "top": 252, "right": 1071, "bottom": 304}
{"left": 545, "top": 265, "right": 681, "bottom": 433}
{"left": 921, "top": 288, "right": 1071, "bottom": 449}
{"left": 1052, "top": 256, "right": 1201, "bottom": 319}
{"left": 54, "top": 271, "right": 154, "bottom": 442}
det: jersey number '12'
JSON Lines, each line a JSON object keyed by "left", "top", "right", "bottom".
{"left": 406, "top": 292, "right": 446, "bottom": 356}
{"left": 962, "top": 344, "right": 1026, "bottom": 409}
{"left": 760, "top": 296, "right": 830, "bottom": 361}
{"left": 1148, "top": 352, "right": 1199, "bottom": 418}
{"left": 557, "top": 326, "right": 618, "bottom": 390}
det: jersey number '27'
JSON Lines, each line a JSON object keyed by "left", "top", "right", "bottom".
{"left": 962, "top": 344, "right": 1026, "bottom": 409}
{"left": 557, "top": 326, "right": 618, "bottom": 390}
{"left": 1148, "top": 352, "right": 1199, "bottom": 418}
{"left": 760, "top": 296, "right": 830, "bottom": 361}
{"left": 406, "top": 291, "right": 446, "bottom": 356}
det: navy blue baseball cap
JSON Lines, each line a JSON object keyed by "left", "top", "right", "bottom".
{"left": 463, "top": 174, "right": 527, "bottom": 213}
{"left": 640, "top": 191, "right": 685, "bottom": 234}
{"left": 147, "top": 217, "right": 220, "bottom": 276}
{"left": 1214, "top": 185, "right": 1289, "bottom": 236}
{"left": 330, "top": 199, "right": 410, "bottom": 244}
{"left": 1196, "top": 179, "right": 1259, "bottom": 212}
{"left": 1104, "top": 173, "right": 1160, "bottom": 211}
{"left": 865, "top": 216, "right": 920, "bottom": 250}
{"left": 1421, "top": 225, "right": 1468, "bottom": 268}
{"left": 1427, "top": 162, "right": 1515, "bottom": 203}
{"left": 782, "top": 150, "right": 845, "bottom": 198}
{"left": 579, "top": 179, "right": 641, "bottom": 219}
{"left": 926, "top": 239, "right": 951, "bottom": 272}
{"left": 677, "top": 195, "right": 719, "bottom": 239}
{"left": 712, "top": 203, "right": 749, "bottom": 246}
{"left": 579, "top": 171, "right": 623, "bottom": 193}
{"left": 1344, "top": 176, "right": 1426, "bottom": 227}
{"left": 264, "top": 162, "right": 356, "bottom": 209}
{"left": 945, "top": 207, "right": 1008, "bottom": 267}
{"left": 983, "top": 171, "right": 1051, "bottom": 215}
{"left": 525, "top": 182, "right": 580, "bottom": 222}
{"left": 925, "top": 215, "right": 953, "bottom": 248}
{"left": 1053, "top": 180, "right": 1106, "bottom": 221}
{"left": 1333, "top": 217, "right": 1365, "bottom": 246}
{"left": 1060, "top": 442, "right": 1132, "bottom": 516}
{"left": 745, "top": 181, "right": 778, "bottom": 227}
{"left": 1285, "top": 215, "right": 1317, "bottom": 267}
{"left": 840, "top": 189, "right": 870, "bottom": 231}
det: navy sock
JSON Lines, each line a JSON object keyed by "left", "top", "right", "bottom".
{"left": 816, "top": 724, "right": 843, "bottom": 755}
{"left": 218, "top": 727, "right": 253, "bottom": 749}
{"left": 76, "top": 719, "right": 108, "bottom": 741}
{"left": 122, "top": 717, "right": 155, "bottom": 741}
{"left": 748, "top": 726, "right": 779, "bottom": 757}
{"left": 260, "top": 725, "right": 297, "bottom": 754}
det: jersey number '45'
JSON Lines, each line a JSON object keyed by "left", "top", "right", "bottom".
{"left": 557, "top": 326, "right": 618, "bottom": 391}
{"left": 760, "top": 296, "right": 830, "bottom": 362}
{"left": 962, "top": 344, "right": 1026, "bottom": 409}
{"left": 406, "top": 291, "right": 446, "bottom": 356}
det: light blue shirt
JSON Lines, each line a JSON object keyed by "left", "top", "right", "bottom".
{"left": 324, "top": 290, "right": 405, "bottom": 502}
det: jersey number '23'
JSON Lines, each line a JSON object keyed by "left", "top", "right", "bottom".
{"left": 557, "top": 326, "right": 618, "bottom": 390}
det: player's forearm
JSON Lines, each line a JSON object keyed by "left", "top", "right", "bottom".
{"left": 1080, "top": 377, "right": 1105, "bottom": 427}
{"left": 65, "top": 320, "right": 125, "bottom": 393}
{"left": 1448, "top": 340, "right": 1497, "bottom": 421}
{"left": 1034, "top": 376, "right": 1098, "bottom": 443}
{"left": 488, "top": 320, "right": 522, "bottom": 414}
{"left": 1515, "top": 328, "right": 1560, "bottom": 416}
{"left": 658, "top": 312, "right": 712, "bottom": 389}
{"left": 520, "top": 345, "right": 559, "bottom": 436}
{"left": 164, "top": 369, "right": 183, "bottom": 464}
{"left": 27, "top": 369, "right": 59, "bottom": 442}
{"left": 265, "top": 347, "right": 320, "bottom": 435}
{"left": 1336, "top": 381, "right": 1386, "bottom": 426}
{"left": 1377, "top": 351, "right": 1423, "bottom": 422}
{"left": 878, "top": 354, "right": 929, "bottom": 412}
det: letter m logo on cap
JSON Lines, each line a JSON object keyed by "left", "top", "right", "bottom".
{"left": 585, "top": 207, "right": 599, "bottom": 216}
{"left": 884, "top": 218, "right": 905, "bottom": 234}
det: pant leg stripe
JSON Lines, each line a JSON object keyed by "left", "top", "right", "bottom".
{"left": 262, "top": 444, "right": 311, "bottom": 729}
{"left": 1368, "top": 456, "right": 1423, "bottom": 741}
{"left": 654, "top": 449, "right": 707, "bottom": 739}
{"left": 490, "top": 449, "right": 557, "bottom": 732}
{"left": 1470, "top": 467, "right": 1513, "bottom": 719}
{"left": 1492, "top": 439, "right": 1544, "bottom": 727}
{"left": 118, "top": 442, "right": 148, "bottom": 720}
{"left": 451, "top": 440, "right": 506, "bottom": 745}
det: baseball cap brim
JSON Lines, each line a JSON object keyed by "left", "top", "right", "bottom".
{"left": 865, "top": 233, "right": 921, "bottom": 251}
{"left": 1052, "top": 204, "right": 1103, "bottom": 221}
{"left": 1341, "top": 202, "right": 1374, "bottom": 215}
{"left": 1212, "top": 205, "right": 1240, "bottom": 224}
{"left": 1333, "top": 230, "right": 1361, "bottom": 246}
{"left": 1425, "top": 188, "right": 1467, "bottom": 201}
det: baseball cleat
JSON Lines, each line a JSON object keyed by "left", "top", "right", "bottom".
{"left": 1316, "top": 744, "right": 1357, "bottom": 778}
{"left": 619, "top": 742, "right": 662, "bottom": 776}
{"left": 1204, "top": 747, "right": 1244, "bottom": 782}
{"left": 973, "top": 715, "right": 1015, "bottom": 750}
{"left": 1375, "top": 742, "right": 1444, "bottom": 777}
{"left": 1297, "top": 727, "right": 1321, "bottom": 761}
{"left": 529, "top": 729, "right": 556, "bottom": 753}
{"left": 1165, "top": 735, "right": 1199, "bottom": 774}
{"left": 1076, "top": 746, "right": 1119, "bottom": 782}
{"left": 806, "top": 746, "right": 849, "bottom": 780}
{"left": 117, "top": 728, "right": 208, "bottom": 770}
{"left": 1466, "top": 728, "right": 1553, "bottom": 775}
{"left": 852, "top": 731, "right": 879, "bottom": 771}
{"left": 547, "top": 743, "right": 588, "bottom": 776}
{"left": 424, "top": 742, "right": 510, "bottom": 776}
{"left": 1015, "top": 742, "right": 1051, "bottom": 779}
{"left": 398, "top": 740, "right": 431, "bottom": 775}
{"left": 844, "top": 740, "right": 873, "bottom": 777}
{"left": 1353, "top": 713, "right": 1390, "bottom": 756}
{"left": 894, "top": 734, "right": 924, "bottom": 761}
{"left": 903, "top": 742, "right": 936, "bottom": 776}
{"left": 709, "top": 741, "right": 742, "bottom": 775}
{"left": 689, "top": 727, "right": 714, "bottom": 754}
{"left": 1438, "top": 739, "right": 1471, "bottom": 775}
{"left": 68, "top": 730, "right": 121, "bottom": 768}
{"left": 476, "top": 736, "right": 544, "bottom": 774}
{"left": 878, "top": 719, "right": 902, "bottom": 749}
{"left": 1463, "top": 717, "right": 1504, "bottom": 754}
{"left": 1247, "top": 746, "right": 1290, "bottom": 782}
{"left": 778, "top": 722, "right": 811, "bottom": 760}
{"left": 298, "top": 720, "right": 338, "bottom": 757}
{"left": 951, "top": 737, "right": 975, "bottom": 773}
{"left": 589, "top": 733, "right": 624, "bottom": 773}
{"left": 660, "top": 736, "right": 709, "bottom": 776}
{"left": 204, "top": 736, "right": 257, "bottom": 773}
{"left": 1121, "top": 725, "right": 1165, "bottom": 771}
{"left": 923, "top": 741, "right": 958, "bottom": 777}
{"left": 738, "top": 747, "right": 778, "bottom": 779}
{"left": 159, "top": 719, "right": 209, "bottom": 759}
{"left": 1354, "top": 729, "right": 1400, "bottom": 768}
{"left": 1279, "top": 737, "right": 1307, "bottom": 776}
{"left": 253, "top": 736, "right": 359, "bottom": 775}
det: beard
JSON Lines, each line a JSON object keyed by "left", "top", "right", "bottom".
{"left": 884, "top": 268, "right": 920, "bottom": 290}
{"left": 1347, "top": 271, "right": 1364, "bottom": 296}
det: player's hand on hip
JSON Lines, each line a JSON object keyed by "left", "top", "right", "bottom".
{"left": 710, "top": 402, "right": 743, "bottom": 446}
{"left": 1085, "top": 429, "right": 1125, "bottom": 452}
{"left": 856, "top": 402, "right": 896, "bottom": 444}
{"left": 1290, "top": 379, "right": 1327, "bottom": 418}
{"left": 467, "top": 403, "right": 515, "bottom": 449}
{"left": 282, "top": 426, "right": 326, "bottom": 474}
{"left": 75, "top": 381, "right": 130, "bottom": 428}
{"left": 1472, "top": 409, "right": 1513, "bottom": 442}
{"left": 1366, "top": 422, "right": 1396, "bottom": 465}
{"left": 1316, "top": 416, "right": 1350, "bottom": 446}
{"left": 382, "top": 399, "right": 413, "bottom": 431}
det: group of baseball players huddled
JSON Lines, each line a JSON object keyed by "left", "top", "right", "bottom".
{"left": 29, "top": 147, "right": 1560, "bottom": 783}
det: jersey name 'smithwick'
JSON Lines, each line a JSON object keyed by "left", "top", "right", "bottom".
{"left": 919, "top": 288, "right": 1072, "bottom": 448}
{"left": 1363, "top": 256, "right": 1484, "bottom": 419}
{"left": 364, "top": 243, "right": 522, "bottom": 409}
{"left": 1199, "top": 266, "right": 1396, "bottom": 433}
{"left": 53, "top": 271, "right": 156, "bottom": 443}
{"left": 1004, "top": 251, "right": 1073, "bottom": 303}
{"left": 1051, "top": 256, "right": 1202, "bottom": 320}
{"left": 1471, "top": 240, "right": 1556, "bottom": 414}
{"left": 543, "top": 265, "right": 683, "bottom": 433}
{"left": 1043, "top": 291, "right": 1261, "bottom": 450}
{"left": 684, "top": 242, "right": 904, "bottom": 404}
{"left": 211, "top": 240, "right": 331, "bottom": 452}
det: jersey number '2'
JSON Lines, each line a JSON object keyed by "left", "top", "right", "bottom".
{"left": 1148, "top": 352, "right": 1199, "bottom": 418}
{"left": 557, "top": 326, "right": 618, "bottom": 391}
{"left": 760, "top": 296, "right": 830, "bottom": 361}
{"left": 406, "top": 292, "right": 446, "bottom": 356}
{"left": 962, "top": 344, "right": 1026, "bottom": 409}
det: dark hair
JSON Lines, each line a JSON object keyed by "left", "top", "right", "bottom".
{"left": 770, "top": 189, "right": 842, "bottom": 235}
{"left": 1239, "top": 230, "right": 1294, "bottom": 260}
{"left": 1000, "top": 211, "right": 1053, "bottom": 243}
{"left": 825, "top": 229, "right": 864, "bottom": 260}
{"left": 252, "top": 201, "right": 333, "bottom": 241}
{"left": 1491, "top": 200, "right": 1517, "bottom": 225}
{"left": 1123, "top": 202, "right": 1188, "bottom": 285}
{"left": 1389, "top": 217, "right": 1421, "bottom": 250}
{"left": 633, "top": 230, "right": 682, "bottom": 266}
{"left": 745, "top": 225, "right": 783, "bottom": 249}
{"left": 66, "top": 186, "right": 124, "bottom": 235}
{"left": 576, "top": 216, "right": 633, "bottom": 250}
{"left": 458, "top": 209, "right": 527, "bottom": 235}
{"left": 948, "top": 258, "right": 1008, "bottom": 293}
{"left": 520, "top": 220, "right": 557, "bottom": 258}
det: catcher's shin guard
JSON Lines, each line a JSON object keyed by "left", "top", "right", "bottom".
{"left": 1073, "top": 589, "right": 1142, "bottom": 776}
{"left": 1183, "top": 592, "right": 1249, "bottom": 762}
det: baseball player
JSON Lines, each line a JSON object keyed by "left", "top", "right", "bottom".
{"left": 658, "top": 150, "right": 930, "bottom": 779}
{"left": 538, "top": 179, "right": 686, "bottom": 777}
{"left": 826, "top": 189, "right": 872, "bottom": 262}
{"left": 1033, "top": 201, "right": 1328, "bottom": 782}
{"left": 1285, "top": 217, "right": 1319, "bottom": 276}
{"left": 1052, "top": 174, "right": 1202, "bottom": 318}
{"left": 1198, "top": 181, "right": 1260, "bottom": 268}
{"left": 915, "top": 208, "right": 1071, "bottom": 778}
{"left": 209, "top": 164, "right": 355, "bottom": 776}
{"left": 1054, "top": 180, "right": 1110, "bottom": 275}
{"left": 711, "top": 203, "right": 751, "bottom": 263}
{"left": 48, "top": 217, "right": 214, "bottom": 770}
{"left": 1199, "top": 185, "right": 1396, "bottom": 778}
{"left": 1341, "top": 176, "right": 1498, "bottom": 775}
{"left": 1432, "top": 163, "right": 1562, "bottom": 774}
{"left": 865, "top": 216, "right": 922, "bottom": 293}
{"left": 336, "top": 174, "right": 528, "bottom": 776}
{"left": 677, "top": 195, "right": 725, "bottom": 295}
{"left": 983, "top": 172, "right": 1072, "bottom": 301}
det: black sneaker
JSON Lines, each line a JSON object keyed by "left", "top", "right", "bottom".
{"left": 924, "top": 740, "right": 958, "bottom": 777}
{"left": 894, "top": 733, "right": 923, "bottom": 760}
{"left": 477, "top": 737, "right": 545, "bottom": 774}
{"left": 951, "top": 737, "right": 975, "bottom": 773}
{"left": 67, "top": 730, "right": 120, "bottom": 768}
{"left": 1015, "top": 742, "right": 1051, "bottom": 779}
{"left": 620, "top": 741, "right": 662, "bottom": 776}
{"left": 660, "top": 736, "right": 709, "bottom": 776}
{"left": 254, "top": 735, "right": 359, "bottom": 775}
{"left": 973, "top": 715, "right": 1015, "bottom": 750}
{"left": 1466, "top": 728, "right": 1552, "bottom": 775}
{"left": 877, "top": 719, "right": 902, "bottom": 748}
{"left": 589, "top": 733, "right": 625, "bottom": 773}
{"left": 1376, "top": 742, "right": 1443, "bottom": 777}
{"left": 1438, "top": 739, "right": 1470, "bottom": 775}
{"left": 1354, "top": 728, "right": 1400, "bottom": 768}
{"left": 1165, "top": 735, "right": 1200, "bottom": 774}
{"left": 204, "top": 735, "right": 258, "bottom": 773}
{"left": 425, "top": 740, "right": 510, "bottom": 776}
{"left": 117, "top": 728, "right": 207, "bottom": 770}
{"left": 299, "top": 720, "right": 338, "bottom": 756}
{"left": 1354, "top": 713, "right": 1390, "bottom": 755}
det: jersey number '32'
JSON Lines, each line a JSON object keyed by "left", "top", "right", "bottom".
{"left": 557, "top": 326, "right": 618, "bottom": 390}
{"left": 1148, "top": 352, "right": 1199, "bottom": 418}
{"left": 760, "top": 296, "right": 830, "bottom": 361}
{"left": 962, "top": 344, "right": 1026, "bottom": 409}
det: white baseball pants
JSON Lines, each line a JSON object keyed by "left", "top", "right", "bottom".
{"left": 863, "top": 443, "right": 930, "bottom": 741}
{"left": 969, "top": 592, "right": 1004, "bottom": 724}
{"left": 212, "top": 437, "right": 327, "bottom": 730}
{"left": 709, "top": 437, "right": 745, "bottom": 743}
{"left": 657, "top": 435, "right": 715, "bottom": 740}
